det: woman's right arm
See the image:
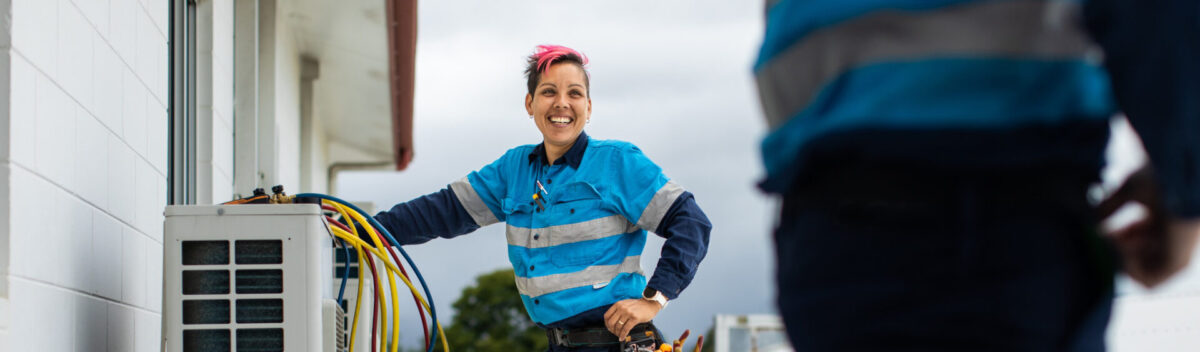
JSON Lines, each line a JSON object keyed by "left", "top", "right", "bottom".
{"left": 372, "top": 153, "right": 511, "bottom": 246}
{"left": 373, "top": 185, "right": 482, "bottom": 245}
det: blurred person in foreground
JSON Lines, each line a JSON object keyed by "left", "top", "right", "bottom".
{"left": 754, "top": 0, "right": 1200, "bottom": 350}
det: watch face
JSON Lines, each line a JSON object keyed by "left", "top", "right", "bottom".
{"left": 643, "top": 287, "right": 656, "bottom": 299}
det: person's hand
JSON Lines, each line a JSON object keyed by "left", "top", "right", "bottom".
{"left": 603, "top": 298, "right": 662, "bottom": 339}
{"left": 1099, "top": 166, "right": 1200, "bottom": 288}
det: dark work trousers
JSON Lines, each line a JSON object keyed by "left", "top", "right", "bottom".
{"left": 545, "top": 326, "right": 665, "bottom": 352}
{"left": 774, "top": 166, "right": 1116, "bottom": 352}
{"left": 547, "top": 345, "right": 621, "bottom": 352}
{"left": 547, "top": 344, "right": 631, "bottom": 352}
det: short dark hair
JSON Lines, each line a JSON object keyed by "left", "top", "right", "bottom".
{"left": 524, "top": 45, "right": 590, "bottom": 95}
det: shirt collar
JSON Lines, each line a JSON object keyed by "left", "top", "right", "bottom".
{"left": 529, "top": 131, "right": 589, "bottom": 169}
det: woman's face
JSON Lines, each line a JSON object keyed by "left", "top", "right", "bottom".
{"left": 525, "top": 62, "right": 591, "bottom": 150}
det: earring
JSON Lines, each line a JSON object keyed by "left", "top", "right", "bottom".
{"left": 529, "top": 114, "right": 534, "bottom": 119}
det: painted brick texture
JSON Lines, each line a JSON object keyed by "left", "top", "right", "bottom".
{"left": 5, "top": 0, "right": 167, "bottom": 350}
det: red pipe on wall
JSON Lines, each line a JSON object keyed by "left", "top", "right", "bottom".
{"left": 385, "top": 0, "right": 417, "bottom": 171}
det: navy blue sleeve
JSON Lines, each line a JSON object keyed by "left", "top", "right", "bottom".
{"left": 372, "top": 187, "right": 481, "bottom": 246}
{"left": 1085, "top": 0, "right": 1200, "bottom": 218}
{"left": 646, "top": 191, "right": 712, "bottom": 300}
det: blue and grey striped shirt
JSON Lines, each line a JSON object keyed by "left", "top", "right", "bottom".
{"left": 755, "top": 0, "right": 1200, "bottom": 218}
{"left": 375, "top": 132, "right": 711, "bottom": 326}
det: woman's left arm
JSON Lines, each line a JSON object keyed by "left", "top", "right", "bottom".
{"left": 606, "top": 190, "right": 712, "bottom": 339}
{"left": 603, "top": 144, "right": 712, "bottom": 338}
{"left": 646, "top": 191, "right": 712, "bottom": 299}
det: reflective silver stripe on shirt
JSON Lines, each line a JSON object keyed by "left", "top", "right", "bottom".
{"left": 636, "top": 181, "right": 685, "bottom": 232}
{"left": 757, "top": 0, "right": 1096, "bottom": 129}
{"left": 450, "top": 177, "right": 499, "bottom": 226}
{"left": 515, "top": 255, "right": 644, "bottom": 298}
{"left": 507, "top": 215, "right": 639, "bottom": 249}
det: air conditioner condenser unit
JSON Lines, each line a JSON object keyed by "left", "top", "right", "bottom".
{"left": 162, "top": 204, "right": 349, "bottom": 352}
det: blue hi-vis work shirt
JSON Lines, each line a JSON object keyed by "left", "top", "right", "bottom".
{"left": 755, "top": 0, "right": 1200, "bottom": 218}
{"left": 374, "top": 132, "right": 712, "bottom": 326}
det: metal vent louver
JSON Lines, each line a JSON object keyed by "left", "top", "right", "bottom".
{"left": 178, "top": 239, "right": 286, "bottom": 351}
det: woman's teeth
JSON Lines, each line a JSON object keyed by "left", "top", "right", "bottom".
{"left": 550, "top": 116, "right": 572, "bottom": 124}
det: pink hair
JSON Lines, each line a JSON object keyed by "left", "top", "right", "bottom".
{"left": 524, "top": 44, "right": 590, "bottom": 94}
{"left": 533, "top": 44, "right": 589, "bottom": 73}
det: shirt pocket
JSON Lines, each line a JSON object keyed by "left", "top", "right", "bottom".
{"left": 550, "top": 182, "right": 606, "bottom": 214}
{"left": 501, "top": 198, "right": 536, "bottom": 271}
{"left": 549, "top": 182, "right": 612, "bottom": 268}
{"left": 501, "top": 197, "right": 536, "bottom": 217}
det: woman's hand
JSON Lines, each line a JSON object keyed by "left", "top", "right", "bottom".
{"left": 603, "top": 298, "right": 663, "bottom": 339}
{"left": 1100, "top": 166, "right": 1200, "bottom": 288}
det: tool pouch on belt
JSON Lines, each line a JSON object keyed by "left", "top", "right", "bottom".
{"left": 620, "top": 328, "right": 661, "bottom": 352}
{"left": 545, "top": 322, "right": 662, "bottom": 349}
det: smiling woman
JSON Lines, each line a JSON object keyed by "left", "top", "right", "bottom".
{"left": 371, "top": 45, "right": 713, "bottom": 352}
{"left": 525, "top": 45, "right": 592, "bottom": 162}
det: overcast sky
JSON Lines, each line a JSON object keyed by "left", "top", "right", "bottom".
{"left": 335, "top": 1, "right": 772, "bottom": 347}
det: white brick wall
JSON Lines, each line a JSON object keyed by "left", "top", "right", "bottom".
{"left": 0, "top": 0, "right": 316, "bottom": 348}
{"left": 2, "top": 0, "right": 168, "bottom": 350}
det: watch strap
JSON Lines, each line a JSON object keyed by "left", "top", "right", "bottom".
{"left": 643, "top": 290, "right": 668, "bottom": 308}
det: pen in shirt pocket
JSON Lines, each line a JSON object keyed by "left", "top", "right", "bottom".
{"left": 536, "top": 180, "right": 551, "bottom": 201}
{"left": 533, "top": 180, "right": 550, "bottom": 211}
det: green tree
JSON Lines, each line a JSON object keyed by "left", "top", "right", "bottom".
{"left": 444, "top": 268, "right": 548, "bottom": 351}
{"left": 701, "top": 326, "right": 714, "bottom": 351}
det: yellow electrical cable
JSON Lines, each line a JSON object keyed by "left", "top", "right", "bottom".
{"left": 329, "top": 202, "right": 399, "bottom": 352}
{"left": 330, "top": 228, "right": 434, "bottom": 349}
{"left": 329, "top": 211, "right": 382, "bottom": 352}
{"left": 335, "top": 208, "right": 371, "bottom": 352}
{"left": 323, "top": 203, "right": 417, "bottom": 303}
{"left": 358, "top": 216, "right": 391, "bottom": 352}
{"left": 325, "top": 200, "right": 450, "bottom": 351}
{"left": 329, "top": 218, "right": 375, "bottom": 352}
{"left": 327, "top": 225, "right": 449, "bottom": 351}
{"left": 349, "top": 243, "right": 367, "bottom": 352}
{"left": 336, "top": 202, "right": 402, "bottom": 352}
{"left": 324, "top": 201, "right": 448, "bottom": 352}
{"left": 332, "top": 203, "right": 391, "bottom": 352}
{"left": 363, "top": 248, "right": 388, "bottom": 352}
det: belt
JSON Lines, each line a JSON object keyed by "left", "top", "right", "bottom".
{"left": 545, "top": 322, "right": 659, "bottom": 348}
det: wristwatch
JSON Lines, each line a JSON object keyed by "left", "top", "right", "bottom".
{"left": 642, "top": 287, "right": 668, "bottom": 308}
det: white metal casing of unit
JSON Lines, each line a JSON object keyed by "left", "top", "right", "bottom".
{"left": 163, "top": 204, "right": 345, "bottom": 352}
{"left": 323, "top": 300, "right": 346, "bottom": 351}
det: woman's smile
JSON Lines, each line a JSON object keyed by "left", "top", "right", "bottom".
{"left": 548, "top": 114, "right": 575, "bottom": 126}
